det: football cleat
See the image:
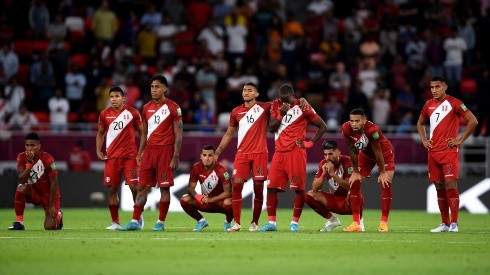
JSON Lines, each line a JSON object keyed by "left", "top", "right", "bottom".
{"left": 360, "top": 218, "right": 365, "bottom": 232}
{"left": 57, "top": 209, "right": 63, "bottom": 230}
{"left": 106, "top": 222, "right": 121, "bottom": 230}
{"left": 378, "top": 221, "right": 389, "bottom": 232}
{"left": 290, "top": 222, "right": 299, "bottom": 232}
{"left": 320, "top": 216, "right": 341, "bottom": 232}
{"left": 248, "top": 222, "right": 259, "bottom": 232}
{"left": 223, "top": 221, "right": 232, "bottom": 232}
{"left": 8, "top": 221, "right": 25, "bottom": 231}
{"left": 227, "top": 223, "right": 241, "bottom": 232}
{"left": 138, "top": 215, "right": 144, "bottom": 229}
{"left": 193, "top": 220, "right": 209, "bottom": 232}
{"left": 448, "top": 222, "right": 459, "bottom": 233}
{"left": 343, "top": 221, "right": 362, "bottom": 232}
{"left": 119, "top": 221, "right": 141, "bottom": 231}
{"left": 152, "top": 222, "right": 165, "bottom": 231}
{"left": 430, "top": 223, "right": 449, "bottom": 233}
{"left": 258, "top": 222, "right": 277, "bottom": 232}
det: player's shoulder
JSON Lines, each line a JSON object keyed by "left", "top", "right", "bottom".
{"left": 165, "top": 98, "right": 181, "bottom": 108}
{"left": 340, "top": 121, "right": 351, "bottom": 133}
{"left": 339, "top": 155, "right": 352, "bottom": 165}
{"left": 40, "top": 151, "right": 56, "bottom": 163}
{"left": 125, "top": 105, "right": 140, "bottom": 113}
{"left": 365, "top": 121, "right": 381, "bottom": 132}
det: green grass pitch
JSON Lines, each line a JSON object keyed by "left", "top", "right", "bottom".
{"left": 1, "top": 208, "right": 489, "bottom": 274}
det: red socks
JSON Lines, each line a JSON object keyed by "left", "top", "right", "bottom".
{"left": 292, "top": 193, "right": 304, "bottom": 223}
{"left": 446, "top": 188, "right": 460, "bottom": 224}
{"left": 349, "top": 179, "right": 362, "bottom": 223}
{"left": 304, "top": 193, "right": 331, "bottom": 219}
{"left": 179, "top": 198, "right": 203, "bottom": 221}
{"left": 14, "top": 191, "right": 26, "bottom": 221}
{"left": 266, "top": 193, "right": 278, "bottom": 222}
{"left": 158, "top": 201, "right": 170, "bottom": 222}
{"left": 109, "top": 204, "right": 119, "bottom": 223}
{"left": 436, "top": 188, "right": 450, "bottom": 225}
{"left": 232, "top": 183, "right": 243, "bottom": 224}
{"left": 132, "top": 204, "right": 144, "bottom": 220}
{"left": 252, "top": 183, "right": 263, "bottom": 224}
{"left": 381, "top": 185, "right": 392, "bottom": 222}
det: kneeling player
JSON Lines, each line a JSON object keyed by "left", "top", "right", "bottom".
{"left": 305, "top": 140, "right": 364, "bottom": 232}
{"left": 180, "top": 145, "right": 233, "bottom": 231}
{"left": 9, "top": 132, "right": 63, "bottom": 230}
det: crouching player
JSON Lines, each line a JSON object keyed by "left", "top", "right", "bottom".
{"left": 180, "top": 145, "right": 234, "bottom": 231}
{"left": 305, "top": 140, "right": 364, "bottom": 232}
{"left": 8, "top": 132, "right": 63, "bottom": 230}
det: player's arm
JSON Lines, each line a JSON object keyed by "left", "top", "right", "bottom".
{"left": 416, "top": 115, "right": 432, "bottom": 149}
{"left": 135, "top": 123, "right": 144, "bottom": 164}
{"left": 47, "top": 175, "right": 59, "bottom": 220}
{"left": 310, "top": 117, "right": 328, "bottom": 143}
{"left": 311, "top": 177, "right": 325, "bottom": 192}
{"left": 187, "top": 180, "right": 198, "bottom": 199}
{"left": 372, "top": 141, "right": 390, "bottom": 187}
{"left": 137, "top": 122, "right": 148, "bottom": 165}
{"left": 208, "top": 179, "right": 232, "bottom": 203}
{"left": 95, "top": 125, "right": 107, "bottom": 160}
{"left": 215, "top": 125, "right": 236, "bottom": 158}
{"left": 449, "top": 111, "right": 478, "bottom": 147}
{"left": 345, "top": 140, "right": 359, "bottom": 172}
{"left": 329, "top": 170, "right": 350, "bottom": 191}
{"left": 170, "top": 120, "right": 183, "bottom": 170}
{"left": 17, "top": 162, "right": 31, "bottom": 184}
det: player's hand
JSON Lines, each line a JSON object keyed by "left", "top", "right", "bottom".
{"left": 446, "top": 138, "right": 461, "bottom": 148}
{"left": 296, "top": 140, "right": 313, "bottom": 148}
{"left": 298, "top": 97, "right": 310, "bottom": 111}
{"left": 349, "top": 172, "right": 361, "bottom": 186}
{"left": 170, "top": 156, "right": 179, "bottom": 170}
{"left": 47, "top": 206, "right": 57, "bottom": 220}
{"left": 378, "top": 172, "right": 391, "bottom": 188}
{"left": 325, "top": 162, "right": 334, "bottom": 176}
{"left": 26, "top": 151, "right": 34, "bottom": 163}
{"left": 201, "top": 195, "right": 210, "bottom": 204}
{"left": 97, "top": 151, "right": 107, "bottom": 160}
{"left": 422, "top": 139, "right": 433, "bottom": 150}
{"left": 136, "top": 154, "right": 141, "bottom": 166}
{"left": 279, "top": 102, "right": 290, "bottom": 116}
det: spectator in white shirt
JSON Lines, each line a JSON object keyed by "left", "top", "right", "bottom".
{"left": 3, "top": 76, "right": 25, "bottom": 114}
{"left": 65, "top": 63, "right": 86, "bottom": 111}
{"left": 48, "top": 88, "right": 70, "bottom": 132}
{"left": 443, "top": 28, "right": 467, "bottom": 87}
{"left": 8, "top": 103, "right": 38, "bottom": 132}
{"left": 0, "top": 43, "right": 19, "bottom": 79}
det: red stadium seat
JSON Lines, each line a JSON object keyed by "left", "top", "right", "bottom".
{"left": 71, "top": 53, "right": 89, "bottom": 68}
{"left": 16, "top": 64, "right": 30, "bottom": 85}
{"left": 13, "top": 40, "right": 33, "bottom": 57}
{"left": 33, "top": 40, "right": 49, "bottom": 54}
{"left": 460, "top": 78, "right": 477, "bottom": 95}
{"left": 33, "top": 111, "right": 50, "bottom": 123}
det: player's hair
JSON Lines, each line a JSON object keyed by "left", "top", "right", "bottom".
{"left": 350, "top": 108, "right": 366, "bottom": 117}
{"left": 279, "top": 84, "right": 294, "bottom": 95}
{"left": 431, "top": 76, "right": 447, "bottom": 83}
{"left": 322, "top": 140, "right": 339, "bottom": 150}
{"left": 244, "top": 82, "right": 258, "bottom": 91}
{"left": 151, "top": 74, "right": 169, "bottom": 87}
{"left": 202, "top": 145, "right": 215, "bottom": 152}
{"left": 109, "top": 86, "right": 125, "bottom": 96}
{"left": 25, "top": 132, "right": 40, "bottom": 141}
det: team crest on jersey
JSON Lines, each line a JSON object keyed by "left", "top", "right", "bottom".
{"left": 233, "top": 169, "right": 237, "bottom": 175}
{"left": 461, "top": 104, "right": 467, "bottom": 111}
{"left": 224, "top": 172, "right": 230, "bottom": 180}
{"left": 256, "top": 166, "right": 263, "bottom": 176}
{"left": 130, "top": 169, "right": 138, "bottom": 180}
{"left": 291, "top": 176, "right": 299, "bottom": 184}
{"left": 105, "top": 177, "right": 110, "bottom": 183}
{"left": 177, "top": 108, "right": 182, "bottom": 116}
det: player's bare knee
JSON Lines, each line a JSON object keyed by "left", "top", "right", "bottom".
{"left": 180, "top": 194, "right": 191, "bottom": 203}
{"left": 445, "top": 179, "right": 458, "bottom": 189}
{"left": 223, "top": 198, "right": 232, "bottom": 206}
{"left": 16, "top": 184, "right": 27, "bottom": 193}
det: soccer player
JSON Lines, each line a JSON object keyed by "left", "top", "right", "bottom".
{"left": 96, "top": 86, "right": 144, "bottom": 230}
{"left": 120, "top": 74, "right": 183, "bottom": 231}
{"left": 258, "top": 84, "right": 327, "bottom": 232}
{"left": 8, "top": 132, "right": 63, "bottom": 230}
{"left": 341, "top": 108, "right": 395, "bottom": 232}
{"left": 416, "top": 76, "right": 477, "bottom": 233}
{"left": 180, "top": 145, "right": 233, "bottom": 231}
{"left": 305, "top": 140, "right": 365, "bottom": 232}
{"left": 215, "top": 82, "right": 310, "bottom": 232}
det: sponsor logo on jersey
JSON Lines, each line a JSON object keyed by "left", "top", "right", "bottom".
{"left": 177, "top": 108, "right": 182, "bottom": 116}
{"left": 348, "top": 167, "right": 353, "bottom": 174}
{"left": 372, "top": 132, "right": 380, "bottom": 139}
{"left": 51, "top": 163, "right": 57, "bottom": 170}
{"left": 461, "top": 104, "right": 467, "bottom": 111}
{"left": 224, "top": 172, "right": 230, "bottom": 180}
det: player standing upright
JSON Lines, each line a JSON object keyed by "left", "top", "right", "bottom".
{"left": 417, "top": 76, "right": 477, "bottom": 233}
{"left": 305, "top": 140, "right": 364, "bottom": 232}
{"left": 258, "top": 84, "right": 327, "bottom": 232}
{"left": 341, "top": 108, "right": 395, "bottom": 232}
{"left": 120, "top": 74, "right": 183, "bottom": 231}
{"left": 96, "top": 86, "right": 144, "bottom": 230}
{"left": 8, "top": 132, "right": 63, "bottom": 230}
{"left": 180, "top": 145, "right": 233, "bottom": 232}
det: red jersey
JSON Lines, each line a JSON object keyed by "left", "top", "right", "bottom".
{"left": 420, "top": 95, "right": 469, "bottom": 152}
{"left": 67, "top": 146, "right": 91, "bottom": 171}
{"left": 17, "top": 150, "right": 59, "bottom": 195}
{"left": 314, "top": 155, "right": 352, "bottom": 197}
{"left": 229, "top": 101, "right": 270, "bottom": 154}
{"left": 98, "top": 105, "right": 142, "bottom": 158}
{"left": 341, "top": 120, "right": 394, "bottom": 159}
{"left": 271, "top": 99, "right": 319, "bottom": 151}
{"left": 189, "top": 162, "right": 231, "bottom": 197}
{"left": 141, "top": 99, "right": 182, "bottom": 147}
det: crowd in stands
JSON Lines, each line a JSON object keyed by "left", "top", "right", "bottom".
{"left": 0, "top": 0, "right": 489, "bottom": 135}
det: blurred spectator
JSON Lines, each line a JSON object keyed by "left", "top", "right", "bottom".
{"left": 48, "top": 88, "right": 69, "bottom": 132}
{"left": 112, "top": 64, "right": 127, "bottom": 86}
{"left": 212, "top": 0, "right": 233, "bottom": 27}
{"left": 283, "top": 11, "right": 304, "bottom": 40}
{"left": 251, "top": 3, "right": 275, "bottom": 58}
{"left": 196, "top": 62, "right": 218, "bottom": 116}
{"left": 120, "top": 74, "right": 141, "bottom": 108}
{"left": 194, "top": 100, "right": 214, "bottom": 132}
{"left": 358, "top": 61, "right": 379, "bottom": 100}
{"left": 28, "top": 0, "right": 50, "bottom": 39}
{"left": 226, "top": 13, "right": 248, "bottom": 72}
{"left": 0, "top": 14, "right": 14, "bottom": 45}
{"left": 396, "top": 111, "right": 413, "bottom": 134}
{"left": 359, "top": 34, "right": 380, "bottom": 68}
{"left": 328, "top": 61, "right": 351, "bottom": 103}
{"left": 163, "top": 0, "right": 188, "bottom": 26}
{"left": 343, "top": 9, "right": 363, "bottom": 44}
{"left": 345, "top": 81, "right": 371, "bottom": 121}
{"left": 458, "top": 17, "right": 476, "bottom": 66}
{"left": 426, "top": 32, "right": 445, "bottom": 77}
{"left": 225, "top": 69, "right": 244, "bottom": 110}
{"left": 8, "top": 103, "right": 38, "bottom": 132}
{"left": 390, "top": 55, "right": 409, "bottom": 92}
{"left": 307, "top": 0, "right": 333, "bottom": 16}
{"left": 323, "top": 94, "right": 343, "bottom": 130}
{"left": 379, "top": 22, "right": 398, "bottom": 65}
{"left": 0, "top": 89, "right": 10, "bottom": 129}
{"left": 0, "top": 43, "right": 19, "bottom": 80}
{"left": 371, "top": 88, "right": 391, "bottom": 126}
{"left": 158, "top": 16, "right": 180, "bottom": 66}
{"left": 94, "top": 77, "right": 111, "bottom": 113}
{"left": 92, "top": 0, "right": 118, "bottom": 43}
{"left": 136, "top": 24, "right": 158, "bottom": 66}
{"left": 197, "top": 19, "right": 225, "bottom": 57}
{"left": 3, "top": 76, "right": 25, "bottom": 114}
{"left": 67, "top": 140, "right": 92, "bottom": 172}
{"left": 405, "top": 35, "right": 427, "bottom": 69}
{"left": 46, "top": 13, "right": 67, "bottom": 50}
{"left": 474, "top": 68, "right": 490, "bottom": 137}
{"left": 443, "top": 28, "right": 467, "bottom": 88}
{"left": 140, "top": 3, "right": 162, "bottom": 33}
{"left": 65, "top": 63, "right": 87, "bottom": 111}
{"left": 192, "top": 40, "right": 214, "bottom": 68}
{"left": 31, "top": 59, "right": 56, "bottom": 110}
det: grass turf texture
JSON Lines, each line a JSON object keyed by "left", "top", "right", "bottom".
{"left": 1, "top": 208, "right": 489, "bottom": 274}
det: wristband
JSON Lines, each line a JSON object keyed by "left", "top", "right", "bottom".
{"left": 303, "top": 140, "right": 313, "bottom": 149}
{"left": 25, "top": 163, "right": 33, "bottom": 169}
{"left": 277, "top": 114, "right": 283, "bottom": 121}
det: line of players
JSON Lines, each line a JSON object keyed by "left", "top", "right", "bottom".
{"left": 8, "top": 75, "right": 476, "bottom": 233}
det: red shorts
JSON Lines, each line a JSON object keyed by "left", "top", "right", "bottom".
{"left": 139, "top": 145, "right": 174, "bottom": 187}
{"left": 267, "top": 148, "right": 306, "bottom": 191}
{"left": 320, "top": 191, "right": 364, "bottom": 215}
{"left": 358, "top": 150, "right": 395, "bottom": 177}
{"left": 232, "top": 152, "right": 268, "bottom": 181}
{"left": 196, "top": 199, "right": 228, "bottom": 214}
{"left": 103, "top": 158, "right": 138, "bottom": 187}
{"left": 26, "top": 184, "right": 61, "bottom": 212}
{"left": 428, "top": 151, "right": 460, "bottom": 182}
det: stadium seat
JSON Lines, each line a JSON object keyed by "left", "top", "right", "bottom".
{"left": 460, "top": 78, "right": 477, "bottom": 95}
{"left": 16, "top": 64, "right": 30, "bottom": 85}
{"left": 71, "top": 53, "right": 89, "bottom": 68}
{"left": 13, "top": 40, "right": 33, "bottom": 58}
{"left": 33, "top": 111, "right": 50, "bottom": 123}
{"left": 33, "top": 40, "right": 49, "bottom": 54}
